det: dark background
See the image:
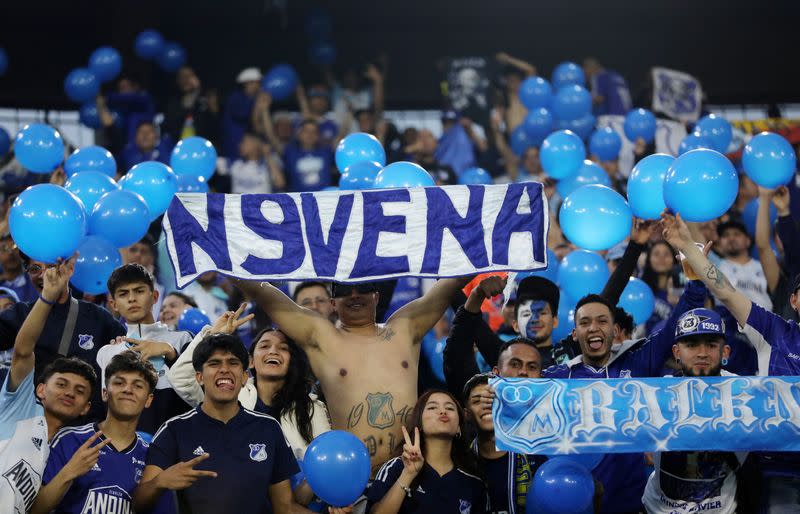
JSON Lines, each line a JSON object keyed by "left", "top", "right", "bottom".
{"left": 1, "top": 0, "right": 797, "bottom": 110}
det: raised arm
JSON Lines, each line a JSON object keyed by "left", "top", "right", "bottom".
{"left": 366, "top": 64, "right": 385, "bottom": 119}
{"left": 495, "top": 52, "right": 536, "bottom": 76}
{"left": 662, "top": 211, "right": 752, "bottom": 327}
{"left": 755, "top": 187, "right": 781, "bottom": 293}
{"left": 388, "top": 277, "right": 471, "bottom": 342}
{"left": 601, "top": 219, "right": 655, "bottom": 305}
{"left": 771, "top": 185, "right": 800, "bottom": 279}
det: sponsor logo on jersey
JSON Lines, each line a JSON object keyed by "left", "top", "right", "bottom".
{"left": 2, "top": 459, "right": 41, "bottom": 511}
{"left": 80, "top": 485, "right": 132, "bottom": 514}
{"left": 193, "top": 446, "right": 206, "bottom": 456}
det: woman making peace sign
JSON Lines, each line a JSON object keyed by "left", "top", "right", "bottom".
{"left": 366, "top": 390, "right": 488, "bottom": 514}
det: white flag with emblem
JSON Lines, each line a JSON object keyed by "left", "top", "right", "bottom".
{"left": 651, "top": 67, "right": 703, "bottom": 123}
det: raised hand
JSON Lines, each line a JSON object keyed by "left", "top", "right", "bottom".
{"left": 155, "top": 453, "right": 217, "bottom": 490}
{"left": 476, "top": 275, "right": 508, "bottom": 299}
{"left": 771, "top": 185, "right": 791, "bottom": 216}
{"left": 125, "top": 338, "right": 175, "bottom": 361}
{"left": 42, "top": 257, "right": 75, "bottom": 303}
{"left": 631, "top": 218, "right": 657, "bottom": 245}
{"left": 61, "top": 431, "right": 112, "bottom": 481}
{"left": 210, "top": 303, "right": 255, "bottom": 335}
{"left": 660, "top": 210, "right": 693, "bottom": 251}
{"left": 400, "top": 426, "right": 424, "bottom": 478}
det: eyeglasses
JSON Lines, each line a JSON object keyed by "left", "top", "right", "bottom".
{"left": 331, "top": 284, "right": 377, "bottom": 298}
{"left": 24, "top": 263, "right": 46, "bottom": 275}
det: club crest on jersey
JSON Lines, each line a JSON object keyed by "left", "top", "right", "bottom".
{"left": 77, "top": 334, "right": 95, "bottom": 350}
{"left": 249, "top": 443, "right": 267, "bottom": 462}
{"left": 459, "top": 499, "right": 472, "bottom": 514}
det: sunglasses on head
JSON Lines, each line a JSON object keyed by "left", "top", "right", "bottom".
{"left": 332, "top": 284, "right": 377, "bottom": 298}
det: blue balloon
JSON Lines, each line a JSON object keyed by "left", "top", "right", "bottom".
{"left": 627, "top": 153, "right": 674, "bottom": 220}
{"left": 557, "top": 113, "right": 596, "bottom": 141}
{"left": 64, "top": 68, "right": 99, "bottom": 103}
{"left": 695, "top": 114, "right": 732, "bottom": 153}
{"left": 540, "top": 130, "right": 586, "bottom": 179}
{"left": 89, "top": 190, "right": 150, "bottom": 248}
{"left": 742, "top": 132, "right": 797, "bottom": 188}
{"left": 523, "top": 108, "right": 553, "bottom": 142}
{"left": 0, "top": 48, "right": 7, "bottom": 75}
{"left": 65, "top": 145, "right": 117, "bottom": 177}
{"left": 511, "top": 125, "right": 539, "bottom": 156}
{"left": 14, "top": 123, "right": 65, "bottom": 173}
{"left": 65, "top": 172, "right": 120, "bottom": 212}
{"left": 9, "top": 184, "right": 87, "bottom": 263}
{"left": 550, "top": 453, "right": 604, "bottom": 472}
{"left": 303, "top": 430, "right": 370, "bottom": 507}
{"left": 422, "top": 335, "right": 445, "bottom": 383}
{"left": 560, "top": 184, "right": 632, "bottom": 251}
{"left": 340, "top": 160, "right": 381, "bottom": 190}
{"left": 178, "top": 308, "right": 211, "bottom": 335}
{"left": 119, "top": 161, "right": 178, "bottom": 219}
{"left": 551, "top": 61, "right": 585, "bottom": 89}
{"left": 556, "top": 160, "right": 611, "bottom": 198}
{"left": 558, "top": 249, "right": 609, "bottom": 302}
{"left": 157, "top": 42, "right": 186, "bottom": 73}
{"left": 176, "top": 175, "right": 209, "bottom": 193}
{"left": 170, "top": 136, "right": 217, "bottom": 180}
{"left": 516, "top": 248, "right": 560, "bottom": 284}
{"left": 623, "top": 108, "right": 657, "bottom": 143}
{"left": 88, "top": 46, "right": 122, "bottom": 83}
{"left": 519, "top": 76, "right": 552, "bottom": 110}
{"left": 309, "top": 41, "right": 337, "bottom": 66}
{"left": 742, "top": 197, "right": 778, "bottom": 237}
{"left": 617, "top": 277, "right": 655, "bottom": 325}
{"left": 70, "top": 236, "right": 122, "bottom": 295}
{"left": 589, "top": 127, "right": 622, "bottom": 161}
{"left": 459, "top": 167, "right": 493, "bottom": 185}
{"left": 290, "top": 459, "right": 305, "bottom": 491}
{"left": 663, "top": 148, "right": 738, "bottom": 222}
{"left": 550, "top": 290, "right": 575, "bottom": 344}
{"left": 527, "top": 458, "right": 594, "bottom": 514}
{"left": 0, "top": 127, "right": 10, "bottom": 157}
{"left": 79, "top": 103, "right": 102, "bottom": 129}
{"left": 373, "top": 161, "right": 434, "bottom": 188}
{"left": 678, "top": 133, "right": 713, "bottom": 156}
{"left": 552, "top": 85, "right": 592, "bottom": 121}
{"left": 134, "top": 29, "right": 164, "bottom": 60}
{"left": 335, "top": 132, "right": 386, "bottom": 171}
{"left": 261, "top": 64, "right": 299, "bottom": 101}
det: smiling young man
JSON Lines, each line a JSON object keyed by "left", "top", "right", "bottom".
{"left": 158, "top": 292, "right": 198, "bottom": 329}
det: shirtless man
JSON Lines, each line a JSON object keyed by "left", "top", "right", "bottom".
{"left": 235, "top": 279, "right": 466, "bottom": 472}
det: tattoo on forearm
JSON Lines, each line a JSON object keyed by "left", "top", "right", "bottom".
{"left": 364, "top": 435, "right": 377, "bottom": 456}
{"left": 704, "top": 264, "right": 736, "bottom": 292}
{"left": 366, "top": 393, "right": 396, "bottom": 429}
{"left": 347, "top": 403, "right": 363, "bottom": 429}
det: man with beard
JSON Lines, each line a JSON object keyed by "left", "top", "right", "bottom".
{"left": 642, "top": 308, "right": 745, "bottom": 514}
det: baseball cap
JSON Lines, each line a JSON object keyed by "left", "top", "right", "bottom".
{"left": 236, "top": 67, "right": 263, "bottom": 84}
{"left": 515, "top": 276, "right": 560, "bottom": 314}
{"left": 0, "top": 287, "right": 19, "bottom": 303}
{"left": 716, "top": 220, "right": 748, "bottom": 239}
{"left": 330, "top": 282, "right": 378, "bottom": 298}
{"left": 674, "top": 308, "right": 725, "bottom": 342}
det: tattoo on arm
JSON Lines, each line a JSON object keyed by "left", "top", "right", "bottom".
{"left": 705, "top": 264, "right": 736, "bottom": 292}
{"left": 347, "top": 403, "right": 363, "bottom": 429}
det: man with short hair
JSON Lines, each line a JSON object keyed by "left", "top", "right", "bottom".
{"left": 292, "top": 281, "right": 335, "bottom": 321}
{"left": 32, "top": 352, "right": 176, "bottom": 514}
{"left": 714, "top": 220, "right": 773, "bottom": 310}
{"left": 0, "top": 259, "right": 96, "bottom": 513}
{"left": 134, "top": 333, "right": 327, "bottom": 514}
{"left": 282, "top": 119, "right": 335, "bottom": 192}
{"left": 122, "top": 235, "right": 165, "bottom": 319}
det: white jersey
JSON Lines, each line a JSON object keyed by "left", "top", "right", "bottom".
{"left": 0, "top": 371, "right": 50, "bottom": 514}
{"left": 717, "top": 258, "right": 773, "bottom": 311}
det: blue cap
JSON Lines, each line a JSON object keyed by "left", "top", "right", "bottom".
{"left": 674, "top": 308, "right": 725, "bottom": 341}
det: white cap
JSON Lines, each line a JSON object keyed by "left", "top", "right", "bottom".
{"left": 236, "top": 67, "right": 262, "bottom": 84}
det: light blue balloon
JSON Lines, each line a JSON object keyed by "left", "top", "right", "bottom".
{"left": 459, "top": 167, "right": 493, "bottom": 185}
{"left": 623, "top": 108, "right": 657, "bottom": 143}
{"left": 663, "top": 148, "right": 738, "bottom": 222}
{"left": 552, "top": 85, "right": 592, "bottom": 121}
{"left": 558, "top": 249, "right": 610, "bottom": 302}
{"left": 64, "top": 68, "right": 99, "bottom": 103}
{"left": 261, "top": 64, "right": 299, "bottom": 101}
{"left": 170, "top": 136, "right": 217, "bottom": 180}
{"left": 89, "top": 190, "right": 151, "bottom": 248}
{"left": 88, "top": 46, "right": 122, "bottom": 83}
{"left": 511, "top": 125, "right": 539, "bottom": 156}
{"left": 678, "top": 133, "right": 713, "bottom": 156}
{"left": 516, "top": 248, "right": 560, "bottom": 284}
{"left": 742, "top": 197, "right": 778, "bottom": 237}
{"left": 340, "top": 160, "right": 382, "bottom": 190}
{"left": 178, "top": 308, "right": 211, "bottom": 335}
{"left": 134, "top": 29, "right": 164, "bottom": 60}
{"left": 695, "top": 114, "right": 732, "bottom": 153}
{"left": 65, "top": 145, "right": 117, "bottom": 177}
{"left": 551, "top": 61, "right": 585, "bottom": 89}
{"left": 742, "top": 132, "right": 797, "bottom": 188}
{"left": 0, "top": 48, "right": 7, "bottom": 75}
{"left": 422, "top": 334, "right": 445, "bottom": 383}
{"left": 65, "top": 172, "right": 120, "bottom": 212}
{"left": 627, "top": 153, "right": 674, "bottom": 220}
{"left": 551, "top": 290, "right": 575, "bottom": 344}
{"left": 373, "top": 161, "right": 434, "bottom": 188}
{"left": 79, "top": 103, "right": 102, "bottom": 129}
{"left": 335, "top": 132, "right": 386, "bottom": 171}
{"left": 9, "top": 184, "right": 87, "bottom": 263}
{"left": 523, "top": 108, "right": 553, "bottom": 142}
{"left": 119, "top": 161, "right": 178, "bottom": 219}
{"left": 589, "top": 127, "right": 622, "bottom": 161}
{"left": 519, "top": 76, "right": 552, "bottom": 110}
{"left": 303, "top": 430, "right": 371, "bottom": 507}
{"left": 176, "top": 175, "right": 209, "bottom": 193}
{"left": 0, "top": 127, "right": 10, "bottom": 157}
{"left": 617, "top": 277, "right": 655, "bottom": 325}
{"left": 70, "top": 236, "right": 122, "bottom": 295}
{"left": 14, "top": 123, "right": 65, "bottom": 173}
{"left": 557, "top": 113, "right": 596, "bottom": 141}
{"left": 560, "top": 185, "right": 632, "bottom": 251}
{"left": 556, "top": 160, "right": 611, "bottom": 198}
{"left": 156, "top": 42, "right": 186, "bottom": 73}
{"left": 540, "top": 130, "right": 586, "bottom": 179}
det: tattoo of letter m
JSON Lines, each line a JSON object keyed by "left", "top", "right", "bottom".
{"left": 366, "top": 393, "right": 396, "bottom": 429}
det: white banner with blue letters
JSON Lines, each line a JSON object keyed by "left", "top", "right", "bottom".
{"left": 491, "top": 376, "right": 800, "bottom": 454}
{"left": 163, "top": 184, "right": 549, "bottom": 287}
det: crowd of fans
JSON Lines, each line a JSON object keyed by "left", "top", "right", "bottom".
{"left": 2, "top": 47, "right": 800, "bottom": 514}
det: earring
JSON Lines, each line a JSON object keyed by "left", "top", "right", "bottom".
{"left": 721, "top": 357, "right": 729, "bottom": 366}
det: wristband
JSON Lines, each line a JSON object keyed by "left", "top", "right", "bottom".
{"left": 398, "top": 482, "right": 412, "bottom": 498}
{"left": 38, "top": 294, "right": 56, "bottom": 306}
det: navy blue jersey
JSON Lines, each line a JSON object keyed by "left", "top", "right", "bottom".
{"left": 282, "top": 142, "right": 334, "bottom": 192}
{"left": 43, "top": 423, "right": 175, "bottom": 514}
{"left": 147, "top": 405, "right": 298, "bottom": 514}
{"left": 367, "top": 457, "right": 488, "bottom": 514}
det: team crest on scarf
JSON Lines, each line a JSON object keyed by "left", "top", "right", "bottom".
{"left": 458, "top": 499, "right": 471, "bottom": 514}
{"left": 77, "top": 334, "right": 94, "bottom": 350}
{"left": 249, "top": 443, "right": 267, "bottom": 462}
